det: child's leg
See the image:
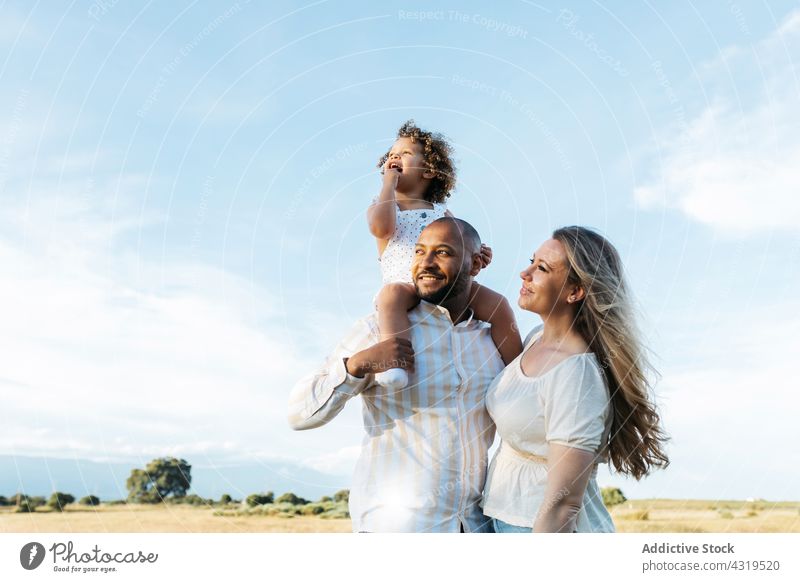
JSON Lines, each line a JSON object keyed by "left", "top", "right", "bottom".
{"left": 375, "top": 282, "right": 420, "bottom": 361}
{"left": 468, "top": 282, "right": 523, "bottom": 365}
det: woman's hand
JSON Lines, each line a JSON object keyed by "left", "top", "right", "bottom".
{"left": 479, "top": 244, "right": 493, "bottom": 269}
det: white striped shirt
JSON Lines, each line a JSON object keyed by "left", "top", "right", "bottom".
{"left": 288, "top": 300, "right": 505, "bottom": 532}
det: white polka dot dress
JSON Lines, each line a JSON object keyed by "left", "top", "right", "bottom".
{"left": 379, "top": 201, "right": 448, "bottom": 285}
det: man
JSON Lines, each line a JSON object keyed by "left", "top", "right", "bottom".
{"left": 288, "top": 218, "right": 506, "bottom": 532}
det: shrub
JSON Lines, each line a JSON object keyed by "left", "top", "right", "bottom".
{"left": 320, "top": 508, "right": 350, "bottom": 519}
{"left": 333, "top": 489, "right": 349, "bottom": 503}
{"left": 219, "top": 494, "right": 232, "bottom": 505}
{"left": 16, "top": 496, "right": 45, "bottom": 513}
{"left": 79, "top": 495, "right": 101, "bottom": 506}
{"left": 0, "top": 495, "right": 9, "bottom": 506}
{"left": 16, "top": 500, "right": 37, "bottom": 513}
{"left": 47, "top": 492, "right": 75, "bottom": 511}
{"left": 169, "top": 494, "right": 211, "bottom": 506}
{"left": 600, "top": 487, "right": 627, "bottom": 507}
{"left": 246, "top": 492, "right": 274, "bottom": 507}
{"left": 618, "top": 510, "right": 649, "bottom": 521}
{"left": 718, "top": 510, "right": 734, "bottom": 519}
{"left": 319, "top": 496, "right": 333, "bottom": 503}
{"left": 300, "top": 504, "right": 325, "bottom": 516}
{"left": 276, "top": 492, "right": 309, "bottom": 505}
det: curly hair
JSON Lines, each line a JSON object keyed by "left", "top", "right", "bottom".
{"left": 376, "top": 119, "right": 457, "bottom": 203}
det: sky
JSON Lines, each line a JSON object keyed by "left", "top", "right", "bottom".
{"left": 0, "top": 0, "right": 798, "bottom": 501}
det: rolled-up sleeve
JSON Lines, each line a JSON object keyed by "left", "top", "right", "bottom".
{"left": 543, "top": 358, "right": 609, "bottom": 453}
{"left": 287, "top": 318, "right": 376, "bottom": 430}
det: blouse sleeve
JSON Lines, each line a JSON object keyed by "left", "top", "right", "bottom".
{"left": 542, "top": 357, "right": 610, "bottom": 453}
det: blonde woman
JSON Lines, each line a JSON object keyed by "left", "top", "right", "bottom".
{"left": 481, "top": 226, "right": 669, "bottom": 533}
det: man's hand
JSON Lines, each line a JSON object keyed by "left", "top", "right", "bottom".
{"left": 479, "top": 244, "right": 493, "bottom": 269}
{"left": 345, "top": 338, "right": 414, "bottom": 378}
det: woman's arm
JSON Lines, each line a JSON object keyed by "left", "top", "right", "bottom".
{"left": 367, "top": 163, "right": 401, "bottom": 239}
{"left": 533, "top": 444, "right": 596, "bottom": 533}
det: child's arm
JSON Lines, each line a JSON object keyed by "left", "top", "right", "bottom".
{"left": 469, "top": 282, "right": 524, "bottom": 365}
{"left": 367, "top": 161, "right": 402, "bottom": 239}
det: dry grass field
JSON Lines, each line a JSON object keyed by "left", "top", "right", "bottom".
{"left": 1, "top": 499, "right": 798, "bottom": 533}
{"left": 0, "top": 504, "right": 351, "bottom": 533}
{"left": 611, "top": 499, "right": 800, "bottom": 533}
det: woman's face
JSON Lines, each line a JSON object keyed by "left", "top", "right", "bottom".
{"left": 518, "top": 238, "right": 575, "bottom": 315}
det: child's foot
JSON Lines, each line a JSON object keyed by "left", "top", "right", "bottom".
{"left": 375, "top": 368, "right": 409, "bottom": 390}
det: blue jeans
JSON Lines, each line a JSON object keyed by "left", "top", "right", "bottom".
{"left": 492, "top": 518, "right": 532, "bottom": 533}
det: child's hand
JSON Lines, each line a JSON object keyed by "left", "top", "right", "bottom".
{"left": 479, "top": 244, "right": 492, "bottom": 269}
{"left": 381, "top": 158, "right": 402, "bottom": 189}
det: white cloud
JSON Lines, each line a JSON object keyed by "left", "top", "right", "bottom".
{"left": 600, "top": 301, "right": 800, "bottom": 501}
{"left": 635, "top": 10, "right": 800, "bottom": 234}
{"left": 0, "top": 169, "right": 342, "bottom": 465}
{"left": 301, "top": 445, "right": 361, "bottom": 476}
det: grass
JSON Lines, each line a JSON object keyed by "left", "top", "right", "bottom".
{"left": 0, "top": 504, "right": 351, "bottom": 533}
{"left": 609, "top": 499, "right": 800, "bottom": 533}
{"left": 1, "top": 498, "right": 798, "bottom": 533}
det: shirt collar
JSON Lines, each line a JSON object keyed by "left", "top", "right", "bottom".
{"left": 417, "top": 300, "right": 476, "bottom": 327}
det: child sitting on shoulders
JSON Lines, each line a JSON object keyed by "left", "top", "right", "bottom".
{"left": 368, "top": 120, "right": 523, "bottom": 388}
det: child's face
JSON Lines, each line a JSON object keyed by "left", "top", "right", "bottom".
{"left": 386, "top": 137, "right": 434, "bottom": 193}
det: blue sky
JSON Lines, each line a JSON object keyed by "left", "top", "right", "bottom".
{"left": 1, "top": 1, "right": 798, "bottom": 501}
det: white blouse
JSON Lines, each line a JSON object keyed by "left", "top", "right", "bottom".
{"left": 378, "top": 200, "right": 448, "bottom": 285}
{"left": 481, "top": 326, "right": 615, "bottom": 531}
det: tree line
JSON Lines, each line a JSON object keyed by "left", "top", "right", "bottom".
{"left": 0, "top": 457, "right": 349, "bottom": 513}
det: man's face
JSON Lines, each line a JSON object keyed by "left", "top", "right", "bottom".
{"left": 411, "top": 222, "right": 479, "bottom": 305}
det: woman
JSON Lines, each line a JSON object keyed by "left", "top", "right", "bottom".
{"left": 481, "top": 226, "right": 669, "bottom": 533}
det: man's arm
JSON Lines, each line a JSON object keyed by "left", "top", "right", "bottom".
{"left": 287, "top": 319, "right": 415, "bottom": 430}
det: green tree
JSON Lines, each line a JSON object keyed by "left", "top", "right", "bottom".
{"left": 246, "top": 492, "right": 274, "bottom": 507}
{"left": 276, "top": 492, "right": 309, "bottom": 505}
{"left": 79, "top": 495, "right": 101, "bottom": 506}
{"left": 219, "top": 494, "right": 232, "bottom": 505}
{"left": 126, "top": 457, "right": 192, "bottom": 503}
{"left": 47, "top": 492, "right": 75, "bottom": 511}
{"left": 601, "top": 487, "right": 627, "bottom": 507}
{"left": 0, "top": 495, "right": 8, "bottom": 506}
{"left": 15, "top": 495, "right": 45, "bottom": 513}
{"left": 333, "top": 489, "right": 349, "bottom": 503}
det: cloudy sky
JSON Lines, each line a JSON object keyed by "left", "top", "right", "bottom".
{"left": 1, "top": 0, "right": 798, "bottom": 501}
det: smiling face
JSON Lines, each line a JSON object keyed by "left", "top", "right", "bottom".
{"left": 411, "top": 220, "right": 480, "bottom": 306}
{"left": 385, "top": 137, "right": 434, "bottom": 195}
{"left": 519, "top": 238, "right": 583, "bottom": 316}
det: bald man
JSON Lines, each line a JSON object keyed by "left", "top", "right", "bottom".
{"left": 288, "top": 218, "right": 505, "bottom": 532}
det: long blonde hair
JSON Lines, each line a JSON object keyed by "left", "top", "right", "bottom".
{"left": 553, "top": 226, "right": 669, "bottom": 480}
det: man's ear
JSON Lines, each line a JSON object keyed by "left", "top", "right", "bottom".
{"left": 469, "top": 252, "right": 482, "bottom": 276}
